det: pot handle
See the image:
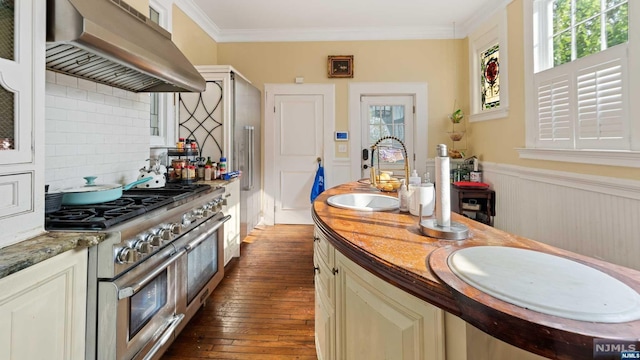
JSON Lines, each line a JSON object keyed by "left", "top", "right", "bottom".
{"left": 83, "top": 176, "right": 97, "bottom": 185}
{"left": 123, "top": 177, "right": 152, "bottom": 190}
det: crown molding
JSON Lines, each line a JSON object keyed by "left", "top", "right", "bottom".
{"left": 175, "top": 0, "right": 517, "bottom": 43}
{"left": 174, "top": 0, "right": 221, "bottom": 42}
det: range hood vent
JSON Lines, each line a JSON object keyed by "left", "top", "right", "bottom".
{"left": 46, "top": 0, "right": 206, "bottom": 93}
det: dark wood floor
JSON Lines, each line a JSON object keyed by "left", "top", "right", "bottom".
{"left": 161, "top": 224, "right": 317, "bottom": 360}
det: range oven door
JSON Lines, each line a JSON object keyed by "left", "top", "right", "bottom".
{"left": 98, "top": 244, "right": 184, "bottom": 360}
{"left": 175, "top": 212, "right": 231, "bottom": 334}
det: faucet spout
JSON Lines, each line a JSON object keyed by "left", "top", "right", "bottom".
{"left": 370, "top": 136, "right": 410, "bottom": 191}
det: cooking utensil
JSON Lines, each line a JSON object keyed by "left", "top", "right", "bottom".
{"left": 61, "top": 176, "right": 152, "bottom": 205}
{"left": 137, "top": 159, "right": 167, "bottom": 188}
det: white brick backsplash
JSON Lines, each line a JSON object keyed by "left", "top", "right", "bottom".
{"left": 78, "top": 78, "right": 97, "bottom": 92}
{"left": 45, "top": 83, "right": 66, "bottom": 96}
{"left": 67, "top": 87, "right": 87, "bottom": 100}
{"left": 45, "top": 71, "right": 56, "bottom": 83}
{"left": 45, "top": 79, "right": 151, "bottom": 190}
{"left": 55, "top": 73, "right": 78, "bottom": 88}
{"left": 97, "top": 83, "right": 113, "bottom": 95}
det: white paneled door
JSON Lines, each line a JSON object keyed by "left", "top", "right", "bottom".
{"left": 273, "top": 94, "right": 324, "bottom": 224}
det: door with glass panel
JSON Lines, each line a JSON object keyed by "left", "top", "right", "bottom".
{"left": 360, "top": 96, "right": 414, "bottom": 179}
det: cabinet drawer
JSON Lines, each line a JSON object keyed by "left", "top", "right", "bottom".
{"left": 314, "top": 252, "right": 335, "bottom": 302}
{"left": 314, "top": 228, "right": 334, "bottom": 268}
{"left": 0, "top": 172, "right": 32, "bottom": 219}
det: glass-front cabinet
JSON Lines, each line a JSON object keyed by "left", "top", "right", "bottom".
{"left": 0, "top": 0, "right": 45, "bottom": 247}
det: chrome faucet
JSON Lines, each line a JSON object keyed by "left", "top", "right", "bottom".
{"left": 369, "top": 136, "right": 410, "bottom": 191}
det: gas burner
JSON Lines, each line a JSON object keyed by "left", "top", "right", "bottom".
{"left": 44, "top": 184, "right": 213, "bottom": 230}
{"left": 48, "top": 208, "right": 98, "bottom": 222}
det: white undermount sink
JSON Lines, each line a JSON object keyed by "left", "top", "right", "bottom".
{"left": 327, "top": 193, "right": 399, "bottom": 212}
{"left": 448, "top": 246, "right": 640, "bottom": 323}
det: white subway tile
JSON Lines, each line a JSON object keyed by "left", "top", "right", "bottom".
{"left": 45, "top": 107, "right": 67, "bottom": 121}
{"left": 45, "top": 131, "right": 68, "bottom": 145}
{"left": 67, "top": 110, "right": 88, "bottom": 123}
{"left": 77, "top": 100, "right": 97, "bottom": 113}
{"left": 55, "top": 97, "right": 78, "bottom": 110}
{"left": 104, "top": 95, "right": 119, "bottom": 107}
{"left": 45, "top": 71, "right": 56, "bottom": 84}
{"left": 112, "top": 88, "right": 128, "bottom": 99}
{"left": 77, "top": 79, "right": 97, "bottom": 92}
{"left": 55, "top": 73, "right": 78, "bottom": 88}
{"left": 87, "top": 92, "right": 105, "bottom": 104}
{"left": 55, "top": 144, "right": 78, "bottom": 156}
{"left": 97, "top": 83, "right": 113, "bottom": 96}
{"left": 96, "top": 103, "right": 113, "bottom": 114}
{"left": 67, "top": 87, "right": 88, "bottom": 100}
{"left": 45, "top": 83, "right": 67, "bottom": 97}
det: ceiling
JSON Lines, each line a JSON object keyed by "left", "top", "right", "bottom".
{"left": 187, "top": 0, "right": 512, "bottom": 43}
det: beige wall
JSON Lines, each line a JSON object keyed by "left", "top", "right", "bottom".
{"left": 218, "top": 40, "right": 468, "bottom": 158}
{"left": 189, "top": 0, "right": 636, "bottom": 179}
{"left": 469, "top": 0, "right": 639, "bottom": 179}
{"left": 172, "top": 6, "right": 218, "bottom": 65}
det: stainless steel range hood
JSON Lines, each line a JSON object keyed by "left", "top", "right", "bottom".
{"left": 46, "top": 0, "right": 206, "bottom": 93}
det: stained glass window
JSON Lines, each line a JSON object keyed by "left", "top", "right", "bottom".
{"left": 481, "top": 44, "right": 500, "bottom": 110}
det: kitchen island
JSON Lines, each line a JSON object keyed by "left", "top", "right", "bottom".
{"left": 312, "top": 181, "right": 640, "bottom": 360}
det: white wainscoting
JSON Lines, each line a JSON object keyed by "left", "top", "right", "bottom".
{"left": 439, "top": 161, "right": 640, "bottom": 271}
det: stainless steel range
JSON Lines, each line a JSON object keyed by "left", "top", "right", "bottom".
{"left": 46, "top": 183, "right": 229, "bottom": 360}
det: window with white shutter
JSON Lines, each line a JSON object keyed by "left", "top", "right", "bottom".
{"left": 521, "top": 0, "right": 639, "bottom": 167}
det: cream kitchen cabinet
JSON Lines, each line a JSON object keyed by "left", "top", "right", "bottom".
{"left": 314, "top": 228, "right": 445, "bottom": 360}
{"left": 0, "top": 0, "right": 46, "bottom": 248}
{"left": 222, "top": 180, "right": 240, "bottom": 265}
{"left": 0, "top": 248, "right": 87, "bottom": 360}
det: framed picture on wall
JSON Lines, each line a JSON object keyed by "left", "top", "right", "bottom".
{"left": 328, "top": 55, "right": 354, "bottom": 78}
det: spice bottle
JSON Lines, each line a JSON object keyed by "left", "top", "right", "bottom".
{"left": 204, "top": 165, "right": 212, "bottom": 181}
{"left": 219, "top": 157, "right": 227, "bottom": 177}
{"left": 176, "top": 137, "right": 185, "bottom": 150}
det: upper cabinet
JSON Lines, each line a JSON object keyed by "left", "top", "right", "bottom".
{"left": 0, "top": 0, "right": 45, "bottom": 248}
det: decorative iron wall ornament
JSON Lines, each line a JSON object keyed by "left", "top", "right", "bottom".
{"left": 178, "top": 81, "right": 224, "bottom": 160}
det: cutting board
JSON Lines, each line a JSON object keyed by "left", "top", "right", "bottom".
{"left": 447, "top": 246, "right": 640, "bottom": 323}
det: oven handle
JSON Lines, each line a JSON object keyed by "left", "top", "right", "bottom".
{"left": 184, "top": 215, "right": 231, "bottom": 251}
{"left": 118, "top": 248, "right": 186, "bottom": 300}
{"left": 138, "top": 313, "right": 185, "bottom": 360}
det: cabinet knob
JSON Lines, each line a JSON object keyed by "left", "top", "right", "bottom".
{"left": 313, "top": 236, "right": 320, "bottom": 242}
{"left": 313, "top": 266, "right": 320, "bottom": 275}
{"left": 331, "top": 268, "right": 339, "bottom": 275}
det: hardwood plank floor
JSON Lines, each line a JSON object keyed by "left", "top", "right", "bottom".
{"left": 162, "top": 224, "right": 317, "bottom": 360}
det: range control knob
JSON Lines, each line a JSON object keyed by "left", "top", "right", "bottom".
{"left": 135, "top": 240, "right": 153, "bottom": 254}
{"left": 201, "top": 206, "right": 213, "bottom": 217}
{"left": 170, "top": 223, "right": 183, "bottom": 235}
{"left": 181, "top": 213, "right": 192, "bottom": 226}
{"left": 193, "top": 209, "right": 204, "bottom": 219}
{"left": 147, "top": 233, "right": 163, "bottom": 247}
{"left": 156, "top": 228, "right": 173, "bottom": 241}
{"left": 116, "top": 247, "right": 138, "bottom": 264}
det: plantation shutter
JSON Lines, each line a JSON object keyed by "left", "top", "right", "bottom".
{"left": 576, "top": 49, "right": 628, "bottom": 150}
{"left": 535, "top": 74, "right": 573, "bottom": 148}
{"left": 534, "top": 44, "right": 629, "bottom": 150}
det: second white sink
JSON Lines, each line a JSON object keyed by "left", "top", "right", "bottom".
{"left": 327, "top": 193, "right": 399, "bottom": 212}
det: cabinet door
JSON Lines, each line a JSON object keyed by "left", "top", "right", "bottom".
{"left": 315, "top": 274, "right": 335, "bottom": 360}
{"left": 335, "top": 252, "right": 445, "bottom": 360}
{"left": 0, "top": 0, "right": 45, "bottom": 247}
{"left": 0, "top": 0, "right": 37, "bottom": 164}
{"left": 0, "top": 248, "right": 87, "bottom": 360}
{"left": 222, "top": 180, "right": 241, "bottom": 264}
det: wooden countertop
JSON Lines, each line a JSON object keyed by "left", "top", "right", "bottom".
{"left": 312, "top": 181, "right": 640, "bottom": 360}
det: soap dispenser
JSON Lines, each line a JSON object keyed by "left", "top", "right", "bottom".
{"left": 409, "top": 170, "right": 421, "bottom": 186}
{"left": 398, "top": 179, "right": 410, "bottom": 212}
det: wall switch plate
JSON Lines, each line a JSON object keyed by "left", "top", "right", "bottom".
{"left": 338, "top": 144, "right": 347, "bottom": 153}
